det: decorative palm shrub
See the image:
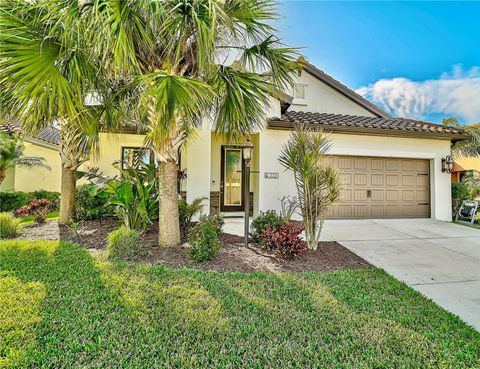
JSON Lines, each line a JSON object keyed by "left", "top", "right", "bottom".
{"left": 107, "top": 226, "right": 142, "bottom": 260}
{"left": 0, "top": 212, "right": 23, "bottom": 239}
{"left": 178, "top": 197, "right": 206, "bottom": 241}
{"left": 279, "top": 124, "right": 342, "bottom": 250}
{"left": 188, "top": 214, "right": 224, "bottom": 262}
{"left": 279, "top": 195, "right": 298, "bottom": 221}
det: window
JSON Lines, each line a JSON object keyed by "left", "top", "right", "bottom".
{"left": 121, "top": 147, "right": 156, "bottom": 169}
{"left": 293, "top": 84, "right": 306, "bottom": 102}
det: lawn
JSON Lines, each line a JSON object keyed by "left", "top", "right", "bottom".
{"left": 0, "top": 240, "right": 478, "bottom": 368}
{"left": 19, "top": 211, "right": 59, "bottom": 226}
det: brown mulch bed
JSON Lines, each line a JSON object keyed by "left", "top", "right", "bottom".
{"left": 18, "top": 218, "right": 373, "bottom": 273}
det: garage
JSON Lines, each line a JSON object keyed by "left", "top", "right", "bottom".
{"left": 326, "top": 156, "right": 430, "bottom": 219}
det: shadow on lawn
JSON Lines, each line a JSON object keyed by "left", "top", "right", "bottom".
{"left": 0, "top": 240, "right": 479, "bottom": 368}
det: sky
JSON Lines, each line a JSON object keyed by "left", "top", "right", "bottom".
{"left": 277, "top": 1, "right": 480, "bottom": 124}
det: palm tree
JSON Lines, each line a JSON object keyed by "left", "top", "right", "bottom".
{"left": 0, "top": 132, "right": 50, "bottom": 185}
{"left": 442, "top": 117, "right": 480, "bottom": 157}
{"left": 278, "top": 124, "right": 342, "bottom": 250}
{"left": 0, "top": 0, "right": 104, "bottom": 223}
{"left": 83, "top": 0, "right": 299, "bottom": 246}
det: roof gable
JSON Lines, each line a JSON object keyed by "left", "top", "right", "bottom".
{"left": 297, "top": 59, "right": 391, "bottom": 118}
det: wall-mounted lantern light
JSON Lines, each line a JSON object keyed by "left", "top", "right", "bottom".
{"left": 441, "top": 155, "right": 454, "bottom": 174}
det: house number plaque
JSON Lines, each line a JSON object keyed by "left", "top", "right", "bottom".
{"left": 264, "top": 172, "right": 279, "bottom": 179}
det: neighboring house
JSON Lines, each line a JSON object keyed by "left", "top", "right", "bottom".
{"left": 451, "top": 156, "right": 480, "bottom": 183}
{"left": 0, "top": 61, "right": 465, "bottom": 221}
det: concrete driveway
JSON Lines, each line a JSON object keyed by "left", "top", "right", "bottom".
{"left": 323, "top": 219, "right": 480, "bottom": 331}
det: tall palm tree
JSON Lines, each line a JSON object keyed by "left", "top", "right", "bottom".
{"left": 442, "top": 117, "right": 480, "bottom": 157}
{"left": 0, "top": 132, "right": 50, "bottom": 185}
{"left": 0, "top": 0, "right": 104, "bottom": 223}
{"left": 83, "top": 0, "right": 299, "bottom": 246}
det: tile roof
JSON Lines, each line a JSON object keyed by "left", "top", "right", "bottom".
{"left": 0, "top": 120, "right": 60, "bottom": 145}
{"left": 268, "top": 111, "right": 466, "bottom": 140}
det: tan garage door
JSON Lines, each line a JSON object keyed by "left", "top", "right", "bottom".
{"left": 326, "top": 156, "right": 430, "bottom": 219}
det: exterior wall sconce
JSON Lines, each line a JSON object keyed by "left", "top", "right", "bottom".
{"left": 441, "top": 155, "right": 454, "bottom": 174}
{"left": 243, "top": 137, "right": 254, "bottom": 248}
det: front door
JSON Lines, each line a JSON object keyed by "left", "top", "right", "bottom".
{"left": 220, "top": 146, "right": 245, "bottom": 212}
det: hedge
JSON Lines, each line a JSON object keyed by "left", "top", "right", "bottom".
{"left": 0, "top": 191, "right": 60, "bottom": 212}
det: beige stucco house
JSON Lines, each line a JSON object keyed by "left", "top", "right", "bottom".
{"left": 1, "top": 61, "right": 465, "bottom": 221}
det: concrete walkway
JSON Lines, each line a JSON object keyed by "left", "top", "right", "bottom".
{"left": 322, "top": 219, "right": 480, "bottom": 331}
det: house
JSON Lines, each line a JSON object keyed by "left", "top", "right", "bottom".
{"left": 0, "top": 61, "right": 465, "bottom": 221}
{"left": 452, "top": 156, "right": 480, "bottom": 183}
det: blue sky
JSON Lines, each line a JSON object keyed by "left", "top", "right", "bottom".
{"left": 277, "top": 1, "right": 480, "bottom": 123}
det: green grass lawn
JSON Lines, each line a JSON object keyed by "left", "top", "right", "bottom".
{"left": 0, "top": 240, "right": 478, "bottom": 368}
{"left": 19, "top": 211, "right": 59, "bottom": 226}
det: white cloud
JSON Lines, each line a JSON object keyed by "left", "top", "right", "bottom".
{"left": 356, "top": 66, "right": 480, "bottom": 122}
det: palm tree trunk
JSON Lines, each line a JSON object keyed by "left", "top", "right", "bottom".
{"left": 59, "top": 165, "right": 76, "bottom": 224}
{"left": 158, "top": 160, "right": 181, "bottom": 246}
{"left": 0, "top": 169, "right": 5, "bottom": 185}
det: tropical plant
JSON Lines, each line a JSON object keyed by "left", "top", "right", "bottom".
{"left": 188, "top": 214, "right": 224, "bottom": 262}
{"left": 81, "top": 0, "right": 299, "bottom": 246}
{"left": 75, "top": 184, "right": 114, "bottom": 220}
{"left": 0, "top": 0, "right": 110, "bottom": 224}
{"left": 279, "top": 195, "right": 298, "bottom": 221}
{"left": 0, "top": 212, "right": 23, "bottom": 239}
{"left": 442, "top": 117, "right": 480, "bottom": 157}
{"left": 102, "top": 163, "right": 158, "bottom": 231}
{"left": 179, "top": 197, "right": 207, "bottom": 240}
{"left": 15, "top": 198, "right": 52, "bottom": 223}
{"left": 0, "top": 132, "right": 50, "bottom": 185}
{"left": 279, "top": 124, "right": 342, "bottom": 250}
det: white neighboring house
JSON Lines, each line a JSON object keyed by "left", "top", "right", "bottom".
{"left": 1, "top": 60, "right": 465, "bottom": 221}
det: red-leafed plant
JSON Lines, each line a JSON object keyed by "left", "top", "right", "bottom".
{"left": 16, "top": 198, "right": 52, "bottom": 223}
{"left": 260, "top": 221, "right": 306, "bottom": 259}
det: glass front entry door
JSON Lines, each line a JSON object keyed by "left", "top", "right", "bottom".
{"left": 221, "top": 147, "right": 245, "bottom": 211}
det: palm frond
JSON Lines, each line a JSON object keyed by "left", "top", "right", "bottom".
{"left": 212, "top": 64, "right": 271, "bottom": 139}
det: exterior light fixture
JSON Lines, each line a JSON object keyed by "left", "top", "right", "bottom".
{"left": 243, "top": 137, "right": 254, "bottom": 248}
{"left": 242, "top": 137, "right": 254, "bottom": 163}
{"left": 441, "top": 155, "right": 454, "bottom": 174}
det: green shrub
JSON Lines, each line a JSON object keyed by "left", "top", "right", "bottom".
{"left": 188, "top": 214, "right": 224, "bottom": 262}
{"left": 250, "top": 210, "right": 285, "bottom": 243}
{"left": 106, "top": 226, "right": 143, "bottom": 260}
{"left": 30, "top": 190, "right": 60, "bottom": 210}
{"left": 76, "top": 184, "right": 113, "bottom": 220}
{"left": 0, "top": 192, "right": 29, "bottom": 212}
{"left": 452, "top": 181, "right": 473, "bottom": 214}
{"left": 0, "top": 212, "right": 23, "bottom": 239}
{"left": 0, "top": 190, "right": 59, "bottom": 212}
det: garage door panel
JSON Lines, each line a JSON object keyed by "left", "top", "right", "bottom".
{"left": 354, "top": 174, "right": 367, "bottom": 186}
{"left": 354, "top": 206, "right": 368, "bottom": 217}
{"left": 386, "top": 175, "right": 400, "bottom": 186}
{"left": 402, "top": 175, "right": 415, "bottom": 187}
{"left": 354, "top": 190, "right": 368, "bottom": 201}
{"left": 329, "top": 156, "right": 430, "bottom": 219}
{"left": 371, "top": 174, "right": 384, "bottom": 186}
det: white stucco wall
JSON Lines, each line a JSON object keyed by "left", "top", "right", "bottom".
{"left": 186, "top": 119, "right": 212, "bottom": 215}
{"left": 288, "top": 71, "right": 376, "bottom": 117}
{"left": 258, "top": 129, "right": 453, "bottom": 221}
